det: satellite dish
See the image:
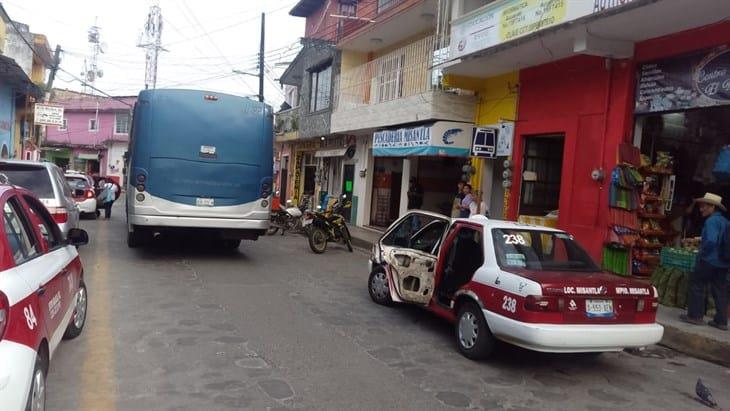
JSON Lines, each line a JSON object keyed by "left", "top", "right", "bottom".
{"left": 100, "top": 42, "right": 108, "bottom": 53}
{"left": 97, "top": 70, "right": 104, "bottom": 78}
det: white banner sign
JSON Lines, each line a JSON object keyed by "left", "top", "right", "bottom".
{"left": 34, "top": 104, "right": 64, "bottom": 126}
{"left": 450, "top": 0, "right": 634, "bottom": 60}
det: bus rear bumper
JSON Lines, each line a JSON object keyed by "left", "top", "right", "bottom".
{"left": 129, "top": 214, "right": 269, "bottom": 230}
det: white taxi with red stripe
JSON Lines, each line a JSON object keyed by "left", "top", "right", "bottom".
{"left": 368, "top": 212, "right": 663, "bottom": 360}
{"left": 0, "top": 181, "right": 89, "bottom": 410}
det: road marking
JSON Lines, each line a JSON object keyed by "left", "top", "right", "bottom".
{"left": 80, "top": 221, "right": 117, "bottom": 410}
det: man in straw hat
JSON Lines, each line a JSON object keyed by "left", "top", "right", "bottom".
{"left": 680, "top": 193, "right": 728, "bottom": 330}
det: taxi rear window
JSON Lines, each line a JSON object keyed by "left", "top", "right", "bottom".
{"left": 492, "top": 228, "right": 600, "bottom": 272}
{"left": 1, "top": 166, "right": 54, "bottom": 198}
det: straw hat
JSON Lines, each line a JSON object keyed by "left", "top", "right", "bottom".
{"left": 695, "top": 192, "right": 726, "bottom": 211}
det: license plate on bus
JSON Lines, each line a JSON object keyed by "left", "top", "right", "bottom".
{"left": 196, "top": 198, "right": 214, "bottom": 207}
{"left": 585, "top": 300, "right": 614, "bottom": 318}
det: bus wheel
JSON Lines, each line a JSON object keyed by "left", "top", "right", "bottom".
{"left": 222, "top": 239, "right": 241, "bottom": 250}
{"left": 127, "top": 226, "right": 146, "bottom": 248}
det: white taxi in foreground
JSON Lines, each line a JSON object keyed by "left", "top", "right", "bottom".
{"left": 368, "top": 211, "right": 663, "bottom": 360}
{"left": 0, "top": 182, "right": 89, "bottom": 410}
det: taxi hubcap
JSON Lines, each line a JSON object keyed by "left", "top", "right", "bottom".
{"left": 74, "top": 287, "right": 87, "bottom": 329}
{"left": 458, "top": 312, "right": 478, "bottom": 349}
{"left": 371, "top": 271, "right": 389, "bottom": 300}
{"left": 31, "top": 368, "right": 45, "bottom": 411}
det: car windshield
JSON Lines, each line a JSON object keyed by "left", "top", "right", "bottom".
{"left": 492, "top": 228, "right": 600, "bottom": 272}
{"left": 1, "top": 166, "right": 55, "bottom": 198}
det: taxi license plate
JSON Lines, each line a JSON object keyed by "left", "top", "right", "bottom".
{"left": 585, "top": 299, "right": 613, "bottom": 318}
{"left": 196, "top": 198, "right": 214, "bottom": 207}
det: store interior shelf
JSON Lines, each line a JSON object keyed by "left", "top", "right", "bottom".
{"left": 639, "top": 213, "right": 667, "bottom": 220}
{"left": 639, "top": 167, "right": 673, "bottom": 175}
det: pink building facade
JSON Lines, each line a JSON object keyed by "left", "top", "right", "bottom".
{"left": 44, "top": 90, "right": 136, "bottom": 184}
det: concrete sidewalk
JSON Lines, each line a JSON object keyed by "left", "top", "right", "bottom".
{"left": 348, "top": 227, "right": 729, "bottom": 366}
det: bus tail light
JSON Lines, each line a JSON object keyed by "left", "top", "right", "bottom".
{"left": 136, "top": 174, "right": 146, "bottom": 183}
{"left": 136, "top": 184, "right": 146, "bottom": 192}
{"left": 0, "top": 291, "right": 7, "bottom": 340}
{"left": 524, "top": 295, "right": 564, "bottom": 312}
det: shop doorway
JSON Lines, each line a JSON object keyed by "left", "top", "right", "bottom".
{"left": 370, "top": 157, "right": 403, "bottom": 227}
{"left": 342, "top": 164, "right": 354, "bottom": 221}
{"left": 519, "top": 135, "right": 565, "bottom": 216}
{"left": 636, "top": 106, "right": 730, "bottom": 237}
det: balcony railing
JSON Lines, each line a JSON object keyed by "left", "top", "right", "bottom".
{"left": 334, "top": 35, "right": 458, "bottom": 112}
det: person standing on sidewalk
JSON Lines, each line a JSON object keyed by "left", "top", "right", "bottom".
{"left": 459, "top": 184, "right": 475, "bottom": 218}
{"left": 680, "top": 193, "right": 728, "bottom": 331}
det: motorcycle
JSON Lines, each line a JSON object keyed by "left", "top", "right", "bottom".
{"left": 267, "top": 198, "right": 308, "bottom": 235}
{"left": 302, "top": 194, "right": 353, "bottom": 253}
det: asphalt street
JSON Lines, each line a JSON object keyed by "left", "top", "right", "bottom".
{"left": 45, "top": 203, "right": 730, "bottom": 410}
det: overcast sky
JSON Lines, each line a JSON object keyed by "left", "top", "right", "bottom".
{"left": 4, "top": 0, "right": 304, "bottom": 107}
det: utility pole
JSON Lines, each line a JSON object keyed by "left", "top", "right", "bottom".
{"left": 258, "top": 13, "right": 265, "bottom": 103}
{"left": 45, "top": 45, "right": 62, "bottom": 96}
{"left": 138, "top": 4, "right": 165, "bottom": 89}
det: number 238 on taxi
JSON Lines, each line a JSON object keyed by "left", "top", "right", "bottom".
{"left": 0, "top": 181, "right": 90, "bottom": 411}
{"left": 367, "top": 212, "right": 663, "bottom": 360}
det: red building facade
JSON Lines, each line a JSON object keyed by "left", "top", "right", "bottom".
{"left": 509, "top": 21, "right": 730, "bottom": 260}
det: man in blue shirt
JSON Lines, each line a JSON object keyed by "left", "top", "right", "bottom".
{"left": 681, "top": 193, "right": 728, "bottom": 330}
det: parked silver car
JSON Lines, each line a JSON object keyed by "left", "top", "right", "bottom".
{"left": 0, "top": 160, "right": 80, "bottom": 236}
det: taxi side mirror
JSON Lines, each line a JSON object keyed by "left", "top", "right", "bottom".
{"left": 67, "top": 228, "right": 89, "bottom": 246}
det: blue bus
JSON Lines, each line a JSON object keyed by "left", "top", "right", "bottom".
{"left": 125, "top": 89, "right": 273, "bottom": 248}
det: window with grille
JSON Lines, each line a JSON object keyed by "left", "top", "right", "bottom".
{"left": 115, "top": 112, "right": 131, "bottom": 134}
{"left": 309, "top": 64, "right": 332, "bottom": 112}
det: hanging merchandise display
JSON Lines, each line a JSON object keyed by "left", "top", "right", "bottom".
{"left": 711, "top": 145, "right": 730, "bottom": 181}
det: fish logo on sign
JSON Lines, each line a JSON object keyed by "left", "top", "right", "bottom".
{"left": 442, "top": 129, "right": 462, "bottom": 145}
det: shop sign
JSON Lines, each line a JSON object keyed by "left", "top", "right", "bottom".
{"left": 373, "top": 122, "right": 473, "bottom": 157}
{"left": 496, "top": 122, "right": 515, "bottom": 157}
{"left": 635, "top": 46, "right": 730, "bottom": 113}
{"left": 450, "top": 0, "right": 634, "bottom": 60}
{"left": 34, "top": 104, "right": 65, "bottom": 126}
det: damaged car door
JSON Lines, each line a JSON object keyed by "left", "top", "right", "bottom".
{"left": 381, "top": 215, "right": 449, "bottom": 305}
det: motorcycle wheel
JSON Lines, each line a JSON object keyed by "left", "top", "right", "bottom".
{"left": 308, "top": 227, "right": 328, "bottom": 254}
{"left": 342, "top": 225, "right": 353, "bottom": 252}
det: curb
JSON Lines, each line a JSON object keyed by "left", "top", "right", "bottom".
{"left": 658, "top": 323, "right": 730, "bottom": 367}
{"left": 350, "top": 235, "right": 373, "bottom": 251}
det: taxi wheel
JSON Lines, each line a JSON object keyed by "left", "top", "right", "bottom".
{"left": 63, "top": 283, "right": 87, "bottom": 340}
{"left": 368, "top": 267, "right": 392, "bottom": 306}
{"left": 25, "top": 356, "right": 45, "bottom": 411}
{"left": 455, "top": 302, "right": 495, "bottom": 360}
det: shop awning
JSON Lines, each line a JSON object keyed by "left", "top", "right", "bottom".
{"left": 315, "top": 148, "right": 348, "bottom": 158}
{"left": 77, "top": 153, "right": 99, "bottom": 160}
{"left": 373, "top": 121, "right": 474, "bottom": 157}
